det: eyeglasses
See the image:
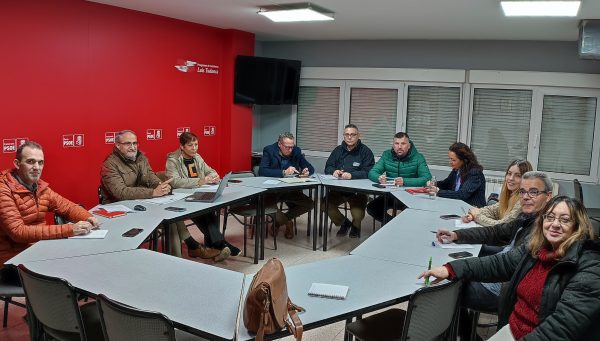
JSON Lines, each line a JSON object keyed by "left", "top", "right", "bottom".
{"left": 543, "top": 214, "right": 573, "bottom": 225}
{"left": 280, "top": 144, "right": 294, "bottom": 149}
{"left": 343, "top": 133, "right": 358, "bottom": 138}
{"left": 118, "top": 142, "right": 138, "bottom": 147}
{"left": 518, "top": 188, "right": 548, "bottom": 197}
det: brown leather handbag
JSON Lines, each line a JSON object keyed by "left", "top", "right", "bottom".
{"left": 243, "top": 258, "right": 305, "bottom": 341}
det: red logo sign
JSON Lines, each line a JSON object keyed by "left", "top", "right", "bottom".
{"left": 203, "top": 126, "right": 216, "bottom": 136}
{"left": 176, "top": 127, "right": 190, "bottom": 137}
{"left": 146, "top": 129, "right": 163, "bottom": 140}
{"left": 3, "top": 137, "right": 28, "bottom": 153}
{"left": 105, "top": 132, "right": 116, "bottom": 144}
{"left": 63, "top": 134, "right": 84, "bottom": 148}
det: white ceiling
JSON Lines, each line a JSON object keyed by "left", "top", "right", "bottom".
{"left": 88, "top": 0, "right": 600, "bottom": 42}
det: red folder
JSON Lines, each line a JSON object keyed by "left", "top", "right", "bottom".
{"left": 405, "top": 187, "right": 429, "bottom": 195}
{"left": 92, "top": 208, "right": 126, "bottom": 218}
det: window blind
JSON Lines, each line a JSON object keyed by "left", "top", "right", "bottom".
{"left": 470, "top": 88, "right": 532, "bottom": 171}
{"left": 406, "top": 86, "right": 461, "bottom": 165}
{"left": 296, "top": 86, "right": 340, "bottom": 152}
{"left": 349, "top": 88, "right": 398, "bottom": 156}
{"left": 538, "top": 95, "right": 597, "bottom": 175}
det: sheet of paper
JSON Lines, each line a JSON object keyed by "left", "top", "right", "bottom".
{"left": 433, "top": 240, "right": 474, "bottom": 249}
{"left": 263, "top": 179, "right": 280, "bottom": 185}
{"left": 278, "top": 177, "right": 317, "bottom": 184}
{"left": 95, "top": 204, "right": 134, "bottom": 213}
{"left": 69, "top": 230, "right": 108, "bottom": 239}
{"left": 139, "top": 192, "right": 189, "bottom": 205}
{"left": 455, "top": 220, "right": 477, "bottom": 228}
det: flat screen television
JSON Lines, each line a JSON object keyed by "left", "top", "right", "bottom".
{"left": 234, "top": 55, "right": 301, "bottom": 105}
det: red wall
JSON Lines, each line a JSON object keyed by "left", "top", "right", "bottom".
{"left": 0, "top": 0, "right": 254, "bottom": 209}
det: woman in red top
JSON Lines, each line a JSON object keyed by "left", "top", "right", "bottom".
{"left": 421, "top": 196, "right": 600, "bottom": 340}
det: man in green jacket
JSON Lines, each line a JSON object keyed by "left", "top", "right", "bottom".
{"left": 366, "top": 132, "right": 431, "bottom": 224}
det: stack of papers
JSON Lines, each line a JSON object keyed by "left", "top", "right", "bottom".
{"left": 308, "top": 283, "right": 349, "bottom": 300}
{"left": 278, "top": 177, "right": 317, "bottom": 184}
{"left": 433, "top": 240, "right": 473, "bottom": 249}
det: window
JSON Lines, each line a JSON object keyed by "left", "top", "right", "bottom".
{"left": 538, "top": 95, "right": 597, "bottom": 175}
{"left": 349, "top": 88, "right": 398, "bottom": 156}
{"left": 470, "top": 88, "right": 532, "bottom": 171}
{"left": 405, "top": 86, "right": 461, "bottom": 165}
{"left": 296, "top": 86, "right": 340, "bottom": 152}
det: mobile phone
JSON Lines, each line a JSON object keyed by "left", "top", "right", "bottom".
{"left": 228, "top": 179, "right": 242, "bottom": 183}
{"left": 164, "top": 206, "right": 186, "bottom": 212}
{"left": 440, "top": 214, "right": 462, "bottom": 220}
{"left": 448, "top": 251, "right": 473, "bottom": 259}
{"left": 122, "top": 228, "right": 143, "bottom": 237}
{"left": 372, "top": 184, "right": 386, "bottom": 188}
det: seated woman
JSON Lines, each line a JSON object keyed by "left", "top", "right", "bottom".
{"left": 428, "top": 142, "right": 486, "bottom": 207}
{"left": 422, "top": 196, "right": 600, "bottom": 341}
{"left": 165, "top": 132, "right": 240, "bottom": 262}
{"left": 463, "top": 160, "right": 533, "bottom": 226}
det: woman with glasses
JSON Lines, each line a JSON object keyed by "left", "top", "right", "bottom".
{"left": 422, "top": 196, "right": 600, "bottom": 340}
{"left": 463, "top": 160, "right": 533, "bottom": 226}
{"left": 428, "top": 142, "right": 486, "bottom": 207}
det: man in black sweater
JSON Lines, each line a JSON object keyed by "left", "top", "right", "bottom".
{"left": 324, "top": 124, "right": 375, "bottom": 238}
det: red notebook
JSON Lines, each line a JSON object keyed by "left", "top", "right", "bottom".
{"left": 405, "top": 187, "right": 429, "bottom": 195}
{"left": 92, "top": 208, "right": 126, "bottom": 218}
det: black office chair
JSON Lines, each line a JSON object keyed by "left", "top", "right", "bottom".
{"left": 17, "top": 264, "right": 104, "bottom": 341}
{"left": 345, "top": 280, "right": 463, "bottom": 341}
{"left": 0, "top": 269, "right": 25, "bottom": 328}
{"left": 97, "top": 294, "right": 205, "bottom": 341}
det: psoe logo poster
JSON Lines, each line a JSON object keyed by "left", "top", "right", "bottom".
{"left": 3, "top": 138, "right": 29, "bottom": 153}
{"left": 63, "top": 134, "right": 85, "bottom": 148}
{"left": 105, "top": 132, "right": 116, "bottom": 144}
{"left": 203, "top": 126, "right": 216, "bottom": 136}
{"left": 176, "top": 127, "right": 190, "bottom": 137}
{"left": 147, "top": 129, "right": 163, "bottom": 140}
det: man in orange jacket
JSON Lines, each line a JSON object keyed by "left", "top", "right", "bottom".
{"left": 0, "top": 141, "right": 97, "bottom": 285}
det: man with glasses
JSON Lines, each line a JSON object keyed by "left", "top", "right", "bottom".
{"left": 435, "top": 171, "right": 553, "bottom": 341}
{"left": 259, "top": 132, "right": 314, "bottom": 239}
{"left": 324, "top": 124, "right": 375, "bottom": 238}
{"left": 100, "top": 130, "right": 173, "bottom": 203}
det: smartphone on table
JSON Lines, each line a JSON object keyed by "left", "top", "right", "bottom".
{"left": 440, "top": 214, "right": 462, "bottom": 220}
{"left": 448, "top": 251, "right": 473, "bottom": 259}
{"left": 122, "top": 228, "right": 143, "bottom": 237}
{"left": 164, "top": 207, "right": 186, "bottom": 212}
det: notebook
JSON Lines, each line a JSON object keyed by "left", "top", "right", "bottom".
{"left": 92, "top": 208, "right": 126, "bottom": 218}
{"left": 185, "top": 172, "right": 232, "bottom": 202}
{"left": 308, "top": 283, "right": 349, "bottom": 300}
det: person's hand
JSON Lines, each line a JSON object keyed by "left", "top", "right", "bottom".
{"left": 468, "top": 207, "right": 480, "bottom": 219}
{"left": 72, "top": 221, "right": 93, "bottom": 235}
{"left": 428, "top": 186, "right": 439, "bottom": 194}
{"left": 378, "top": 174, "right": 387, "bottom": 184}
{"left": 394, "top": 177, "right": 404, "bottom": 186}
{"left": 333, "top": 169, "right": 343, "bottom": 178}
{"left": 204, "top": 174, "right": 220, "bottom": 184}
{"left": 341, "top": 172, "right": 352, "bottom": 180}
{"left": 86, "top": 216, "right": 100, "bottom": 229}
{"left": 153, "top": 178, "right": 172, "bottom": 197}
{"left": 436, "top": 229, "right": 457, "bottom": 243}
{"left": 284, "top": 166, "right": 298, "bottom": 176}
{"left": 300, "top": 168, "right": 309, "bottom": 177}
{"left": 462, "top": 214, "right": 474, "bottom": 223}
{"left": 418, "top": 266, "right": 450, "bottom": 285}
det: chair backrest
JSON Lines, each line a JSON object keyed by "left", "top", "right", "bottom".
{"left": 17, "top": 264, "right": 87, "bottom": 339}
{"left": 573, "top": 179, "right": 584, "bottom": 204}
{"left": 98, "top": 185, "right": 105, "bottom": 205}
{"left": 97, "top": 294, "right": 176, "bottom": 341}
{"left": 401, "top": 280, "right": 463, "bottom": 341}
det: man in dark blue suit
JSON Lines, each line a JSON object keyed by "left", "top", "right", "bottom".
{"left": 259, "top": 132, "right": 314, "bottom": 239}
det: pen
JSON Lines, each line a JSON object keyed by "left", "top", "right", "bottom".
{"left": 425, "top": 256, "right": 432, "bottom": 286}
{"left": 461, "top": 207, "right": 467, "bottom": 215}
{"left": 430, "top": 230, "right": 437, "bottom": 233}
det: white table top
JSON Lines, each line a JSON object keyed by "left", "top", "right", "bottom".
{"left": 351, "top": 208, "right": 481, "bottom": 267}
{"left": 317, "top": 174, "right": 403, "bottom": 194}
{"left": 392, "top": 188, "right": 473, "bottom": 214}
{"left": 237, "top": 255, "right": 426, "bottom": 341}
{"left": 232, "top": 176, "right": 321, "bottom": 190}
{"left": 22, "top": 249, "right": 245, "bottom": 341}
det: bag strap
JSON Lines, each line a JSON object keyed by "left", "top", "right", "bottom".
{"left": 285, "top": 299, "right": 305, "bottom": 341}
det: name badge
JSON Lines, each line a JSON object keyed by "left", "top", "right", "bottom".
{"left": 353, "top": 162, "right": 360, "bottom": 167}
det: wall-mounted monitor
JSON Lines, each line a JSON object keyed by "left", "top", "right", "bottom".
{"left": 234, "top": 55, "right": 301, "bottom": 105}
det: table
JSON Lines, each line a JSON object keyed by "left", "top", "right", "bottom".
{"left": 237, "top": 255, "right": 426, "bottom": 341}
{"left": 351, "top": 208, "right": 481, "bottom": 267}
{"left": 318, "top": 175, "right": 405, "bottom": 251}
{"left": 21, "top": 249, "right": 245, "bottom": 341}
{"left": 392, "top": 188, "right": 473, "bottom": 214}
{"left": 231, "top": 176, "right": 321, "bottom": 255}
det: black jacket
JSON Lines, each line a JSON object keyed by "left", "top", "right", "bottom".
{"left": 455, "top": 213, "right": 536, "bottom": 247}
{"left": 324, "top": 140, "right": 375, "bottom": 179}
{"left": 451, "top": 239, "right": 600, "bottom": 340}
{"left": 437, "top": 168, "right": 486, "bottom": 207}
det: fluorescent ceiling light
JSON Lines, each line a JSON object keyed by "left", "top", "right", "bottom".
{"left": 501, "top": 1, "right": 580, "bottom": 17}
{"left": 258, "top": 3, "right": 334, "bottom": 22}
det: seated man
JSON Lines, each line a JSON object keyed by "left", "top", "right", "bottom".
{"left": 366, "top": 132, "right": 431, "bottom": 224}
{"left": 165, "top": 132, "right": 240, "bottom": 259}
{"left": 259, "top": 132, "right": 315, "bottom": 239}
{"left": 0, "top": 141, "right": 97, "bottom": 285}
{"left": 435, "top": 171, "right": 553, "bottom": 340}
{"left": 100, "top": 130, "right": 223, "bottom": 261}
{"left": 324, "top": 124, "right": 374, "bottom": 238}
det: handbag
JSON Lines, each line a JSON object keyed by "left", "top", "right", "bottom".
{"left": 243, "top": 258, "right": 305, "bottom": 341}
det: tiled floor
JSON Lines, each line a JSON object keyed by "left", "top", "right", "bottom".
{"left": 0, "top": 210, "right": 497, "bottom": 340}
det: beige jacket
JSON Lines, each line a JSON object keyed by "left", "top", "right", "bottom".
{"left": 474, "top": 200, "right": 522, "bottom": 227}
{"left": 165, "top": 149, "right": 218, "bottom": 189}
{"left": 100, "top": 148, "right": 161, "bottom": 203}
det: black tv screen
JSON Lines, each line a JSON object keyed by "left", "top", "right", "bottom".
{"left": 234, "top": 55, "right": 301, "bottom": 105}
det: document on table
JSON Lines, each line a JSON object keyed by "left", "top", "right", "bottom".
{"left": 308, "top": 283, "right": 349, "bottom": 300}
{"left": 455, "top": 220, "right": 477, "bottom": 228}
{"left": 433, "top": 240, "right": 474, "bottom": 249}
{"left": 320, "top": 174, "right": 338, "bottom": 180}
{"left": 69, "top": 230, "right": 108, "bottom": 239}
{"left": 279, "top": 177, "right": 318, "bottom": 184}
{"left": 94, "top": 204, "right": 135, "bottom": 213}
{"left": 139, "top": 192, "right": 189, "bottom": 205}
{"left": 263, "top": 179, "right": 280, "bottom": 185}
